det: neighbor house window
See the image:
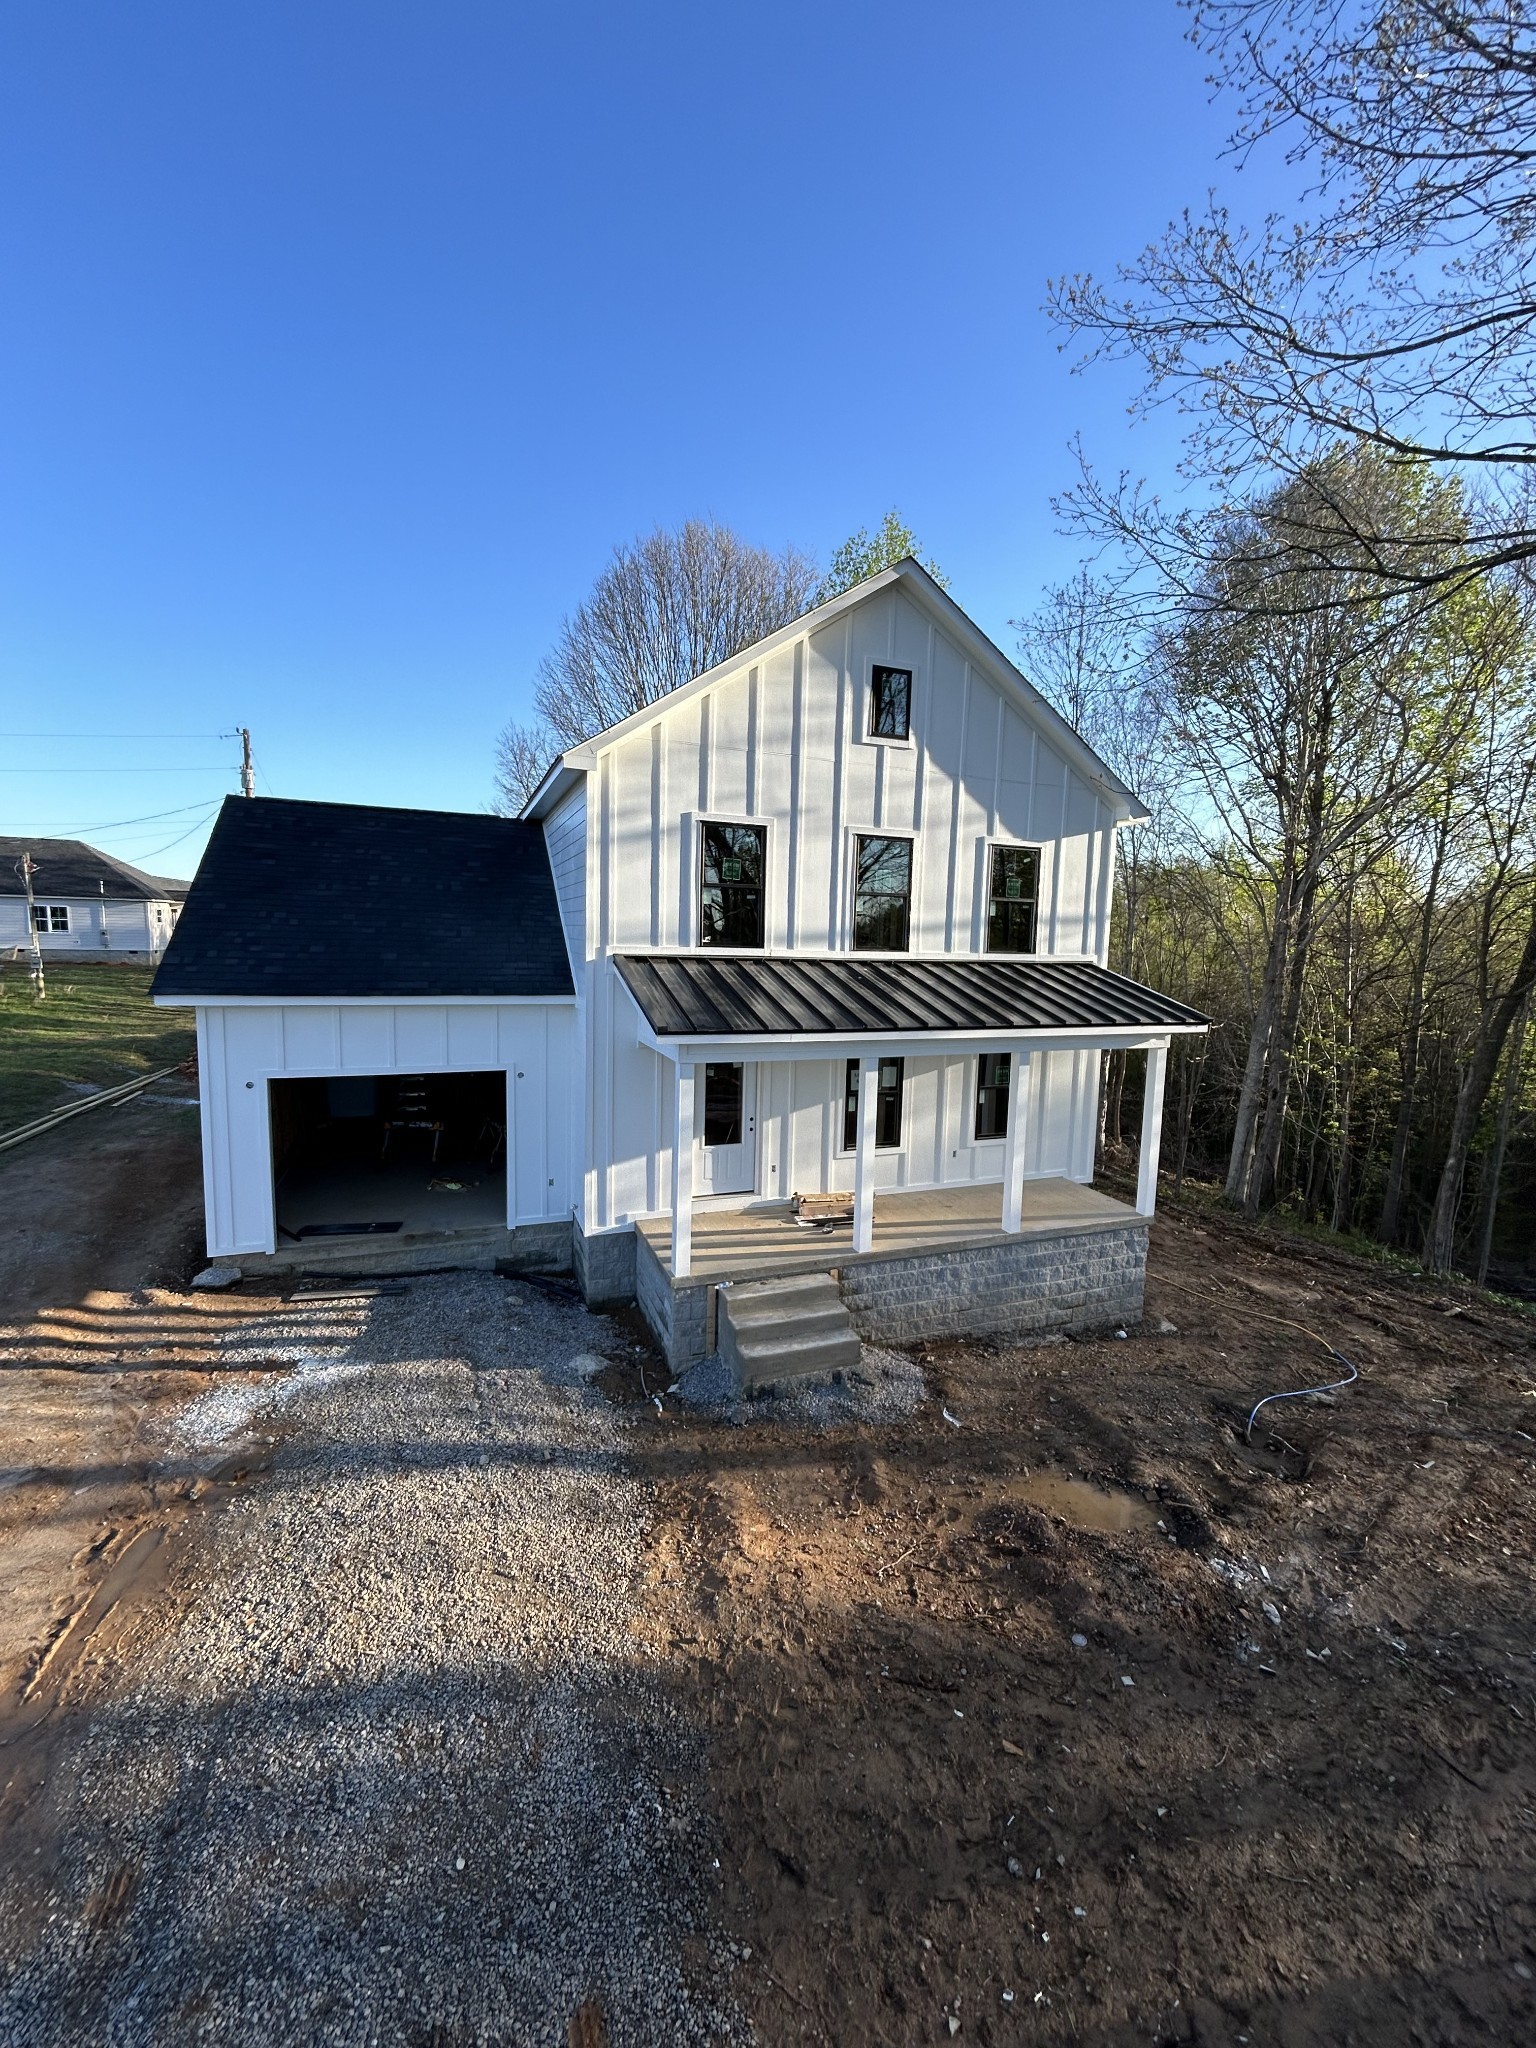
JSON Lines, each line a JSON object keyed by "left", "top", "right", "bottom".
{"left": 843, "top": 1057, "right": 904, "bottom": 1151}
{"left": 987, "top": 844, "right": 1040, "bottom": 953}
{"left": 852, "top": 835, "right": 912, "bottom": 951}
{"left": 31, "top": 904, "right": 69, "bottom": 933}
{"left": 975, "top": 1053, "right": 1012, "bottom": 1141}
{"left": 868, "top": 664, "right": 912, "bottom": 740}
{"left": 698, "top": 821, "right": 766, "bottom": 948}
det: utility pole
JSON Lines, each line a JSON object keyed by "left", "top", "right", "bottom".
{"left": 99, "top": 876, "right": 111, "bottom": 952}
{"left": 18, "top": 852, "right": 45, "bottom": 1000}
{"left": 239, "top": 727, "right": 255, "bottom": 798}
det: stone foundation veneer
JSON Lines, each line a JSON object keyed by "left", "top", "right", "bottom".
{"left": 836, "top": 1221, "right": 1148, "bottom": 1349}
{"left": 574, "top": 1219, "right": 638, "bottom": 1307}
{"left": 631, "top": 1218, "right": 1148, "bottom": 1375}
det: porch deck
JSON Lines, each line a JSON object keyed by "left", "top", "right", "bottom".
{"left": 635, "top": 1176, "right": 1140, "bottom": 1287}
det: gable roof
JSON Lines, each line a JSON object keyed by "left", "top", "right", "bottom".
{"left": 522, "top": 559, "right": 1148, "bottom": 824}
{"left": 0, "top": 837, "right": 189, "bottom": 902}
{"left": 151, "top": 796, "right": 574, "bottom": 1001}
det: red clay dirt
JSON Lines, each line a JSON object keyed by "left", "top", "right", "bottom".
{"left": 636, "top": 1205, "right": 1536, "bottom": 2045}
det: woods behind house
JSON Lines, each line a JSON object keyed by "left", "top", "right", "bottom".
{"left": 1019, "top": 449, "right": 1536, "bottom": 1287}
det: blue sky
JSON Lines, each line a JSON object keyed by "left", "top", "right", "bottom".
{"left": 0, "top": 2, "right": 1282, "bottom": 876}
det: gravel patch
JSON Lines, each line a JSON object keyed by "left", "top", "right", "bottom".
{"left": 0, "top": 1273, "right": 745, "bottom": 2047}
{"left": 671, "top": 1343, "right": 926, "bottom": 1427}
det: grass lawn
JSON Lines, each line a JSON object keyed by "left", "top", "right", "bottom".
{"left": 0, "top": 961, "right": 196, "bottom": 1131}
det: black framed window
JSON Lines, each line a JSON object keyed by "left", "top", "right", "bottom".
{"left": 31, "top": 904, "right": 69, "bottom": 932}
{"left": 843, "top": 1057, "right": 904, "bottom": 1152}
{"left": 698, "top": 821, "right": 766, "bottom": 948}
{"left": 987, "top": 844, "right": 1040, "bottom": 954}
{"left": 852, "top": 835, "right": 912, "bottom": 951}
{"left": 975, "top": 1053, "right": 1012, "bottom": 1141}
{"left": 702, "top": 1063, "right": 744, "bottom": 1145}
{"left": 869, "top": 664, "right": 912, "bottom": 740}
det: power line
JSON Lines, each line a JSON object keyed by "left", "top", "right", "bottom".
{"left": 0, "top": 800, "right": 231, "bottom": 833}
{"left": 131, "top": 807, "right": 223, "bottom": 862}
{"left": 0, "top": 731, "right": 227, "bottom": 741}
{"left": 0, "top": 765, "right": 236, "bottom": 774}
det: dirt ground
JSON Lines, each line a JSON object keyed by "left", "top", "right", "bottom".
{"left": 3, "top": 1101, "right": 1533, "bottom": 2044}
{"left": 636, "top": 1208, "right": 1536, "bottom": 2046}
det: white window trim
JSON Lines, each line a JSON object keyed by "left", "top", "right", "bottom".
{"left": 980, "top": 836, "right": 1046, "bottom": 957}
{"left": 843, "top": 825, "right": 920, "bottom": 955}
{"left": 862, "top": 657, "right": 917, "bottom": 749}
{"left": 833, "top": 1052, "right": 907, "bottom": 1157}
{"left": 971, "top": 1048, "right": 1015, "bottom": 1145}
{"left": 685, "top": 811, "right": 777, "bottom": 953}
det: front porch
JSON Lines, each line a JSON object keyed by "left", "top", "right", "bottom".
{"left": 634, "top": 1178, "right": 1151, "bottom": 1373}
{"left": 635, "top": 1176, "right": 1138, "bottom": 1285}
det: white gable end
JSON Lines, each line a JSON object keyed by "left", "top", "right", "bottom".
{"left": 586, "top": 576, "right": 1119, "bottom": 963}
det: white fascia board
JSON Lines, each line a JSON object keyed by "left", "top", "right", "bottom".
{"left": 151, "top": 993, "right": 577, "bottom": 1009}
{"left": 638, "top": 1023, "right": 1201, "bottom": 1062}
{"left": 521, "top": 761, "right": 587, "bottom": 822}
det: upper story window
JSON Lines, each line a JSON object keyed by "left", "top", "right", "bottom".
{"left": 699, "top": 821, "right": 766, "bottom": 948}
{"left": 852, "top": 835, "right": 912, "bottom": 951}
{"left": 31, "top": 904, "right": 69, "bottom": 932}
{"left": 987, "top": 844, "right": 1040, "bottom": 954}
{"left": 868, "top": 664, "right": 912, "bottom": 741}
{"left": 842, "top": 1056, "right": 905, "bottom": 1151}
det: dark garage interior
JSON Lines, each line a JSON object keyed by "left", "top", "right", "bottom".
{"left": 270, "top": 1070, "right": 508, "bottom": 1242}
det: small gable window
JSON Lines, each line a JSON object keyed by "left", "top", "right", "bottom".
{"left": 868, "top": 665, "right": 911, "bottom": 741}
{"left": 987, "top": 844, "right": 1040, "bottom": 954}
{"left": 699, "top": 821, "right": 766, "bottom": 948}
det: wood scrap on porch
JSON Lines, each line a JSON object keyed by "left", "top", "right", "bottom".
{"left": 792, "top": 1190, "right": 854, "bottom": 1230}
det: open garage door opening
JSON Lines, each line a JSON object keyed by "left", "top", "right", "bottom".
{"left": 270, "top": 1071, "right": 508, "bottom": 1245}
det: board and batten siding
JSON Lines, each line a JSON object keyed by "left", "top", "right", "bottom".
{"left": 556, "top": 580, "right": 1117, "bottom": 1235}
{"left": 541, "top": 784, "right": 587, "bottom": 974}
{"left": 196, "top": 1000, "right": 577, "bottom": 1256}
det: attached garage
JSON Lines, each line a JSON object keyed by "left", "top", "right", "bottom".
{"left": 153, "top": 798, "right": 578, "bottom": 1272}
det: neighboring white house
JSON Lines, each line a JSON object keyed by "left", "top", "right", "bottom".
{"left": 0, "top": 839, "right": 187, "bottom": 960}
{"left": 155, "top": 562, "right": 1207, "bottom": 1378}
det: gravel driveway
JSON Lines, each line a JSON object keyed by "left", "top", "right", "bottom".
{"left": 0, "top": 1273, "right": 744, "bottom": 2047}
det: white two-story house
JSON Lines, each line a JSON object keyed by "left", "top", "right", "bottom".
{"left": 156, "top": 561, "right": 1206, "bottom": 1379}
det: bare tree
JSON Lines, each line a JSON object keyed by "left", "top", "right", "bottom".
{"left": 1051, "top": 2, "right": 1536, "bottom": 594}
{"left": 495, "top": 521, "right": 817, "bottom": 810}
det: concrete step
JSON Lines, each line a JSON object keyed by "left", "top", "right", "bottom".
{"left": 728, "top": 1304, "right": 854, "bottom": 1348}
{"left": 719, "top": 1273, "right": 861, "bottom": 1394}
{"left": 722, "top": 1271, "right": 844, "bottom": 1325}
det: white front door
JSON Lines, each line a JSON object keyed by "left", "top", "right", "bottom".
{"left": 696, "top": 1061, "right": 757, "bottom": 1195}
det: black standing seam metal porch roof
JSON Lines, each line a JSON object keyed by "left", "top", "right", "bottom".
{"left": 615, "top": 953, "right": 1210, "bottom": 1039}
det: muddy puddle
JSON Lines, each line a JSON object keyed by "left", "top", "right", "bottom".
{"left": 1013, "top": 1470, "right": 1157, "bottom": 1533}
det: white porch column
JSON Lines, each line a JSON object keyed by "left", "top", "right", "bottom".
{"left": 671, "top": 1060, "right": 696, "bottom": 1278}
{"left": 1137, "top": 1043, "right": 1169, "bottom": 1218}
{"left": 1001, "top": 1045, "right": 1032, "bottom": 1233}
{"left": 852, "top": 1053, "right": 879, "bottom": 1254}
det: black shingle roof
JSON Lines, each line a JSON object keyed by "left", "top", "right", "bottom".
{"left": 615, "top": 953, "right": 1209, "bottom": 1038}
{"left": 0, "top": 838, "right": 188, "bottom": 901}
{"left": 152, "top": 797, "right": 574, "bottom": 1001}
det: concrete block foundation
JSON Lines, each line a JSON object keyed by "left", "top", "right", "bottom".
{"left": 630, "top": 1217, "right": 1149, "bottom": 1375}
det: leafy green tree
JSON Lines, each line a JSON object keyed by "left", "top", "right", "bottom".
{"left": 815, "top": 511, "right": 948, "bottom": 604}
